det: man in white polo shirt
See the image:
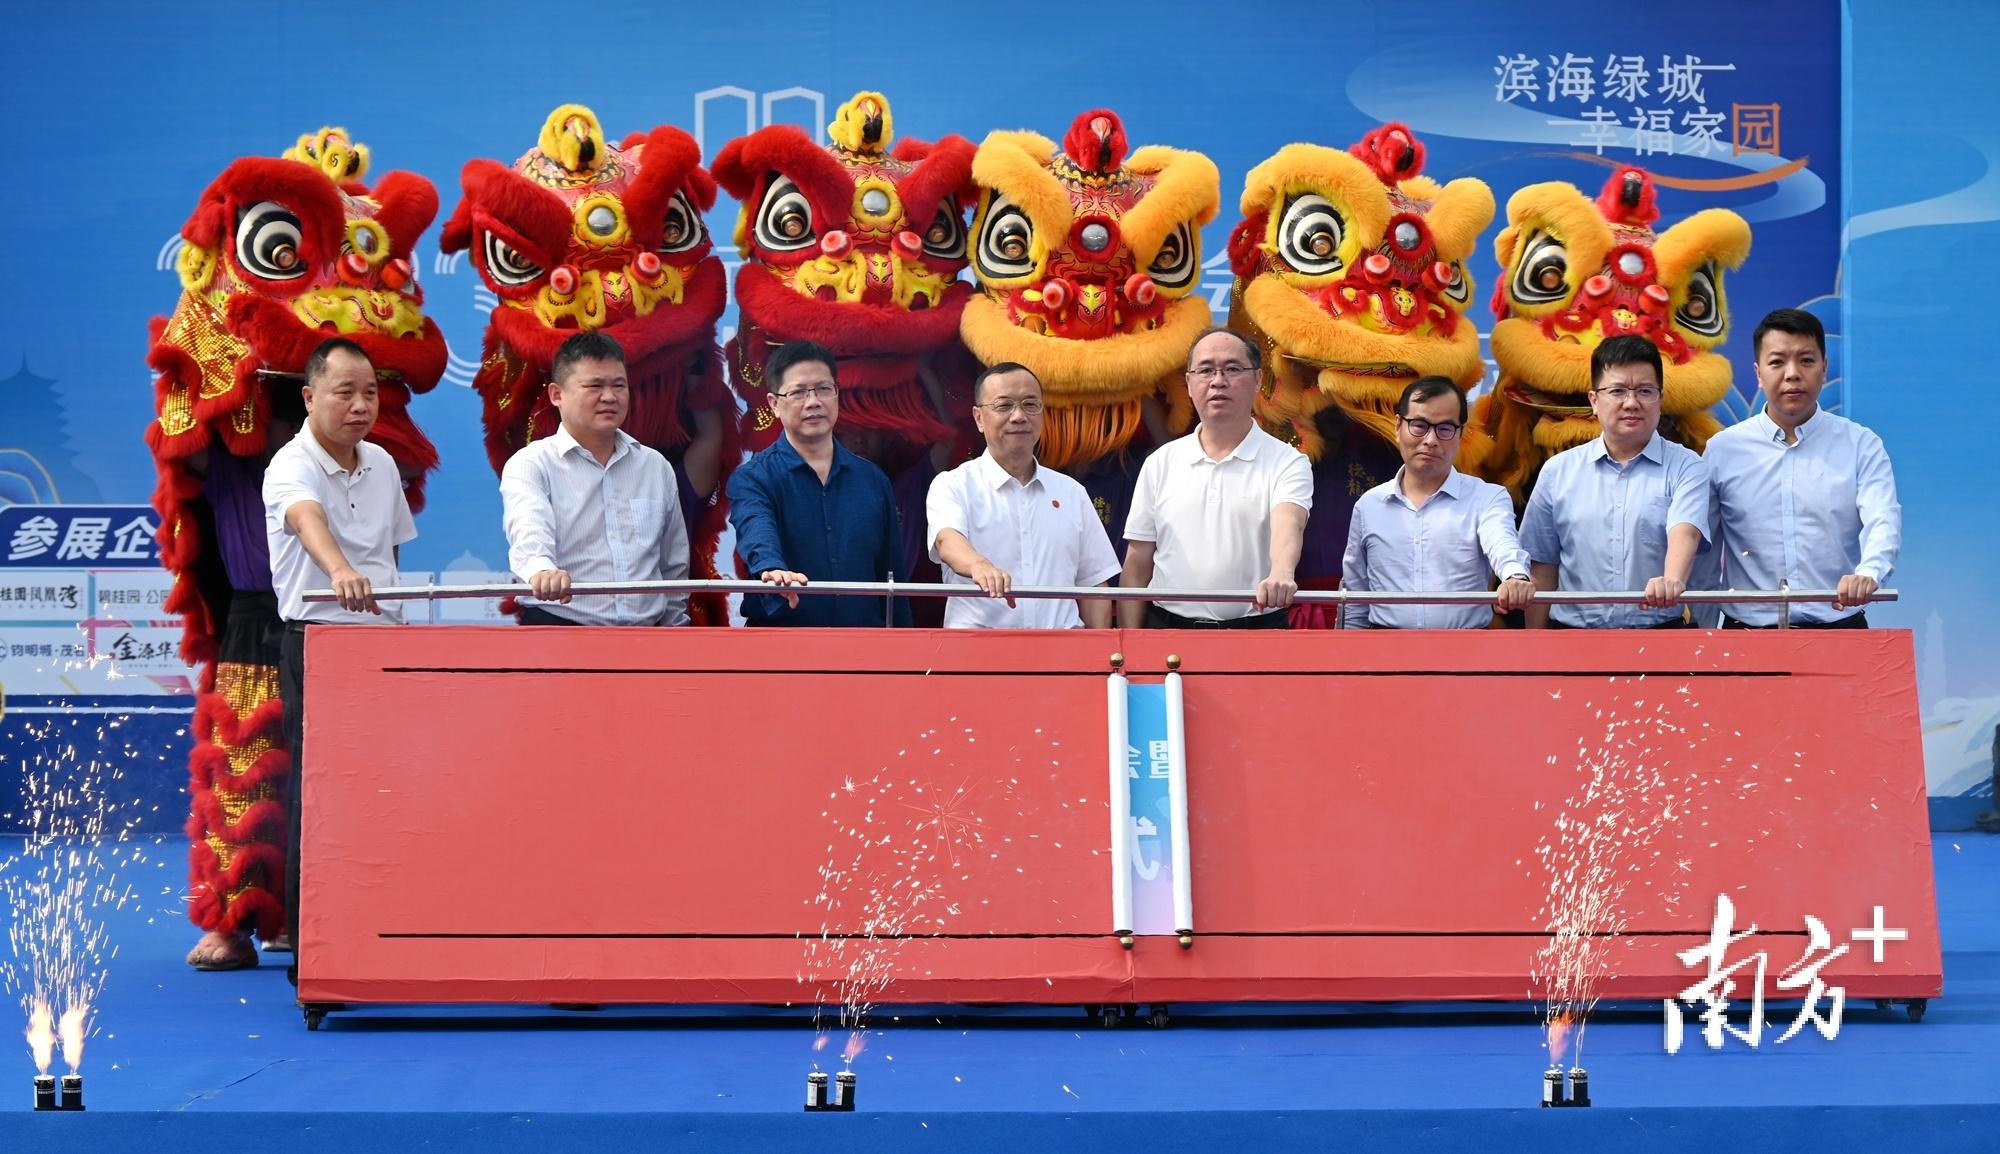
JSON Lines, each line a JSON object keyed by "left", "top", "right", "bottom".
{"left": 501, "top": 331, "right": 691, "bottom": 626}
{"left": 927, "top": 362, "right": 1120, "bottom": 628}
{"left": 262, "top": 336, "right": 416, "bottom": 980}
{"left": 1119, "top": 327, "right": 1313, "bottom": 628}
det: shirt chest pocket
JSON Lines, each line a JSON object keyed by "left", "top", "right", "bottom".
{"left": 1027, "top": 505, "right": 1081, "bottom": 577}
{"left": 612, "top": 497, "right": 661, "bottom": 544}
{"left": 1631, "top": 487, "right": 1671, "bottom": 539}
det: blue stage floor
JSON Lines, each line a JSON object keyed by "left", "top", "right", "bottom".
{"left": 4, "top": 836, "right": 1997, "bottom": 1151}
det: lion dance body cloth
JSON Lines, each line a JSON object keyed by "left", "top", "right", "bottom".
{"left": 147, "top": 129, "right": 445, "bottom": 942}
{"left": 440, "top": 105, "right": 737, "bottom": 624}
{"left": 960, "top": 109, "right": 1219, "bottom": 537}
{"left": 1474, "top": 166, "right": 1751, "bottom": 503}
{"left": 1226, "top": 124, "right": 1494, "bottom": 616}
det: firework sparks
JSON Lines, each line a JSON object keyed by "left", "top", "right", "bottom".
{"left": 24, "top": 999, "right": 54, "bottom": 1074}
{"left": 802, "top": 719, "right": 1059, "bottom": 1072}
{"left": 4, "top": 652, "right": 168, "bottom": 1078}
{"left": 1529, "top": 670, "right": 1769, "bottom": 1074}
{"left": 57, "top": 1004, "right": 87, "bottom": 1073}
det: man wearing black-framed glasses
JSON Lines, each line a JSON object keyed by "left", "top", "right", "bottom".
{"left": 726, "top": 339, "right": 910, "bottom": 626}
{"left": 1342, "top": 377, "right": 1533, "bottom": 628}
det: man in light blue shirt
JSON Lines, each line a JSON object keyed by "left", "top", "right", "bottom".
{"left": 1705, "top": 308, "right": 1899, "bottom": 628}
{"left": 1521, "top": 335, "right": 1710, "bottom": 629}
{"left": 500, "top": 332, "right": 691, "bottom": 626}
{"left": 1341, "top": 377, "right": 1534, "bottom": 629}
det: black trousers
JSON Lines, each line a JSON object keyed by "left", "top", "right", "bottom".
{"left": 1722, "top": 612, "right": 1868, "bottom": 630}
{"left": 1547, "top": 617, "right": 1692, "bottom": 630}
{"left": 279, "top": 622, "right": 308, "bottom": 974}
{"left": 1145, "top": 604, "right": 1290, "bottom": 630}
{"left": 517, "top": 604, "right": 585, "bottom": 625}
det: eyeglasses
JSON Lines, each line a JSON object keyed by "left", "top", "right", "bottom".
{"left": 774, "top": 384, "right": 838, "bottom": 401}
{"left": 1592, "top": 386, "right": 1661, "bottom": 403}
{"left": 978, "top": 399, "right": 1044, "bottom": 416}
{"left": 1399, "top": 417, "right": 1462, "bottom": 441}
{"left": 1185, "top": 365, "right": 1258, "bottom": 384}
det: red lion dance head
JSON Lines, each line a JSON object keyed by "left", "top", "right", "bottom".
{"left": 440, "top": 105, "right": 737, "bottom": 622}
{"left": 149, "top": 127, "right": 445, "bottom": 662}
{"left": 146, "top": 128, "right": 445, "bottom": 944}
{"left": 712, "top": 91, "right": 978, "bottom": 472}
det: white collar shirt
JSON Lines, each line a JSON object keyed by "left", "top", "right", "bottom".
{"left": 1519, "top": 432, "right": 1711, "bottom": 628}
{"left": 1123, "top": 423, "right": 1314, "bottom": 622}
{"left": 500, "top": 425, "right": 690, "bottom": 626}
{"left": 1704, "top": 407, "right": 1900, "bottom": 625}
{"left": 1341, "top": 468, "right": 1529, "bottom": 629}
{"left": 263, "top": 429, "right": 416, "bottom": 624}
{"left": 926, "top": 452, "right": 1121, "bottom": 629}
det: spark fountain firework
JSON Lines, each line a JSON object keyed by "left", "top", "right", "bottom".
{"left": 5, "top": 653, "right": 171, "bottom": 1102}
{"left": 801, "top": 717, "right": 1065, "bottom": 1102}
{"left": 1528, "top": 664, "right": 1774, "bottom": 1098}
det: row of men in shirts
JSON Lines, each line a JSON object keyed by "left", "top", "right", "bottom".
{"left": 269, "top": 308, "right": 1895, "bottom": 645}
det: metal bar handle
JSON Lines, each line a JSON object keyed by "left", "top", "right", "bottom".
{"left": 304, "top": 579, "right": 1899, "bottom": 609}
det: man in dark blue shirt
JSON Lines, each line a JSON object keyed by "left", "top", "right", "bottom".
{"left": 727, "top": 339, "right": 911, "bottom": 626}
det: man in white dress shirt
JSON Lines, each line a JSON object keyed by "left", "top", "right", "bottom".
{"left": 262, "top": 336, "right": 417, "bottom": 979}
{"left": 1520, "top": 334, "right": 1711, "bottom": 629}
{"left": 500, "top": 331, "right": 690, "bottom": 627}
{"left": 927, "top": 363, "right": 1120, "bottom": 628}
{"left": 1341, "top": 377, "right": 1535, "bottom": 628}
{"left": 1704, "top": 308, "right": 1899, "bottom": 628}
{"left": 1120, "top": 327, "right": 1314, "bottom": 629}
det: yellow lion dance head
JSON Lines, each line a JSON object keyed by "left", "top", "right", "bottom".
{"left": 1474, "top": 166, "right": 1751, "bottom": 499}
{"left": 1227, "top": 123, "right": 1494, "bottom": 465}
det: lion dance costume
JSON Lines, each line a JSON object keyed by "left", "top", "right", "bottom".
{"left": 713, "top": 92, "right": 978, "bottom": 608}
{"left": 147, "top": 129, "right": 445, "bottom": 956}
{"left": 1225, "top": 124, "right": 1494, "bottom": 623}
{"left": 960, "top": 108, "right": 1219, "bottom": 537}
{"left": 440, "top": 105, "right": 737, "bottom": 625}
{"left": 1473, "top": 166, "right": 1751, "bottom": 503}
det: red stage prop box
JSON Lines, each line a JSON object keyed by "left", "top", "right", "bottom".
{"left": 299, "top": 627, "right": 1940, "bottom": 1007}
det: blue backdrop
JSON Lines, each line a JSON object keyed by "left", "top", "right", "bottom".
{"left": 0, "top": 0, "right": 1992, "bottom": 825}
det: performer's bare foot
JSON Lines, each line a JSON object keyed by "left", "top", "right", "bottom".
{"left": 261, "top": 934, "right": 294, "bottom": 953}
{"left": 186, "top": 931, "right": 258, "bottom": 971}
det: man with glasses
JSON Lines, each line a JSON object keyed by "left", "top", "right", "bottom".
{"left": 500, "top": 332, "right": 691, "bottom": 627}
{"left": 1704, "top": 308, "right": 1899, "bottom": 628}
{"left": 1341, "top": 377, "right": 1534, "bottom": 628}
{"left": 1520, "top": 334, "right": 1710, "bottom": 629}
{"left": 1120, "top": 327, "right": 1313, "bottom": 629}
{"left": 925, "top": 362, "right": 1121, "bottom": 628}
{"left": 726, "top": 339, "right": 911, "bottom": 626}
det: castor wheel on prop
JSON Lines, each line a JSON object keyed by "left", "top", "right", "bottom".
{"left": 1148, "top": 1004, "right": 1170, "bottom": 1029}
{"left": 1907, "top": 999, "right": 1927, "bottom": 1023}
{"left": 301, "top": 1002, "right": 342, "bottom": 1031}
{"left": 1099, "top": 1005, "right": 1122, "bottom": 1029}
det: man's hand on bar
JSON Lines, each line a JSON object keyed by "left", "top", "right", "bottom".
{"left": 529, "top": 569, "right": 573, "bottom": 604}
{"left": 328, "top": 565, "right": 379, "bottom": 614}
{"left": 760, "top": 569, "right": 809, "bottom": 610}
